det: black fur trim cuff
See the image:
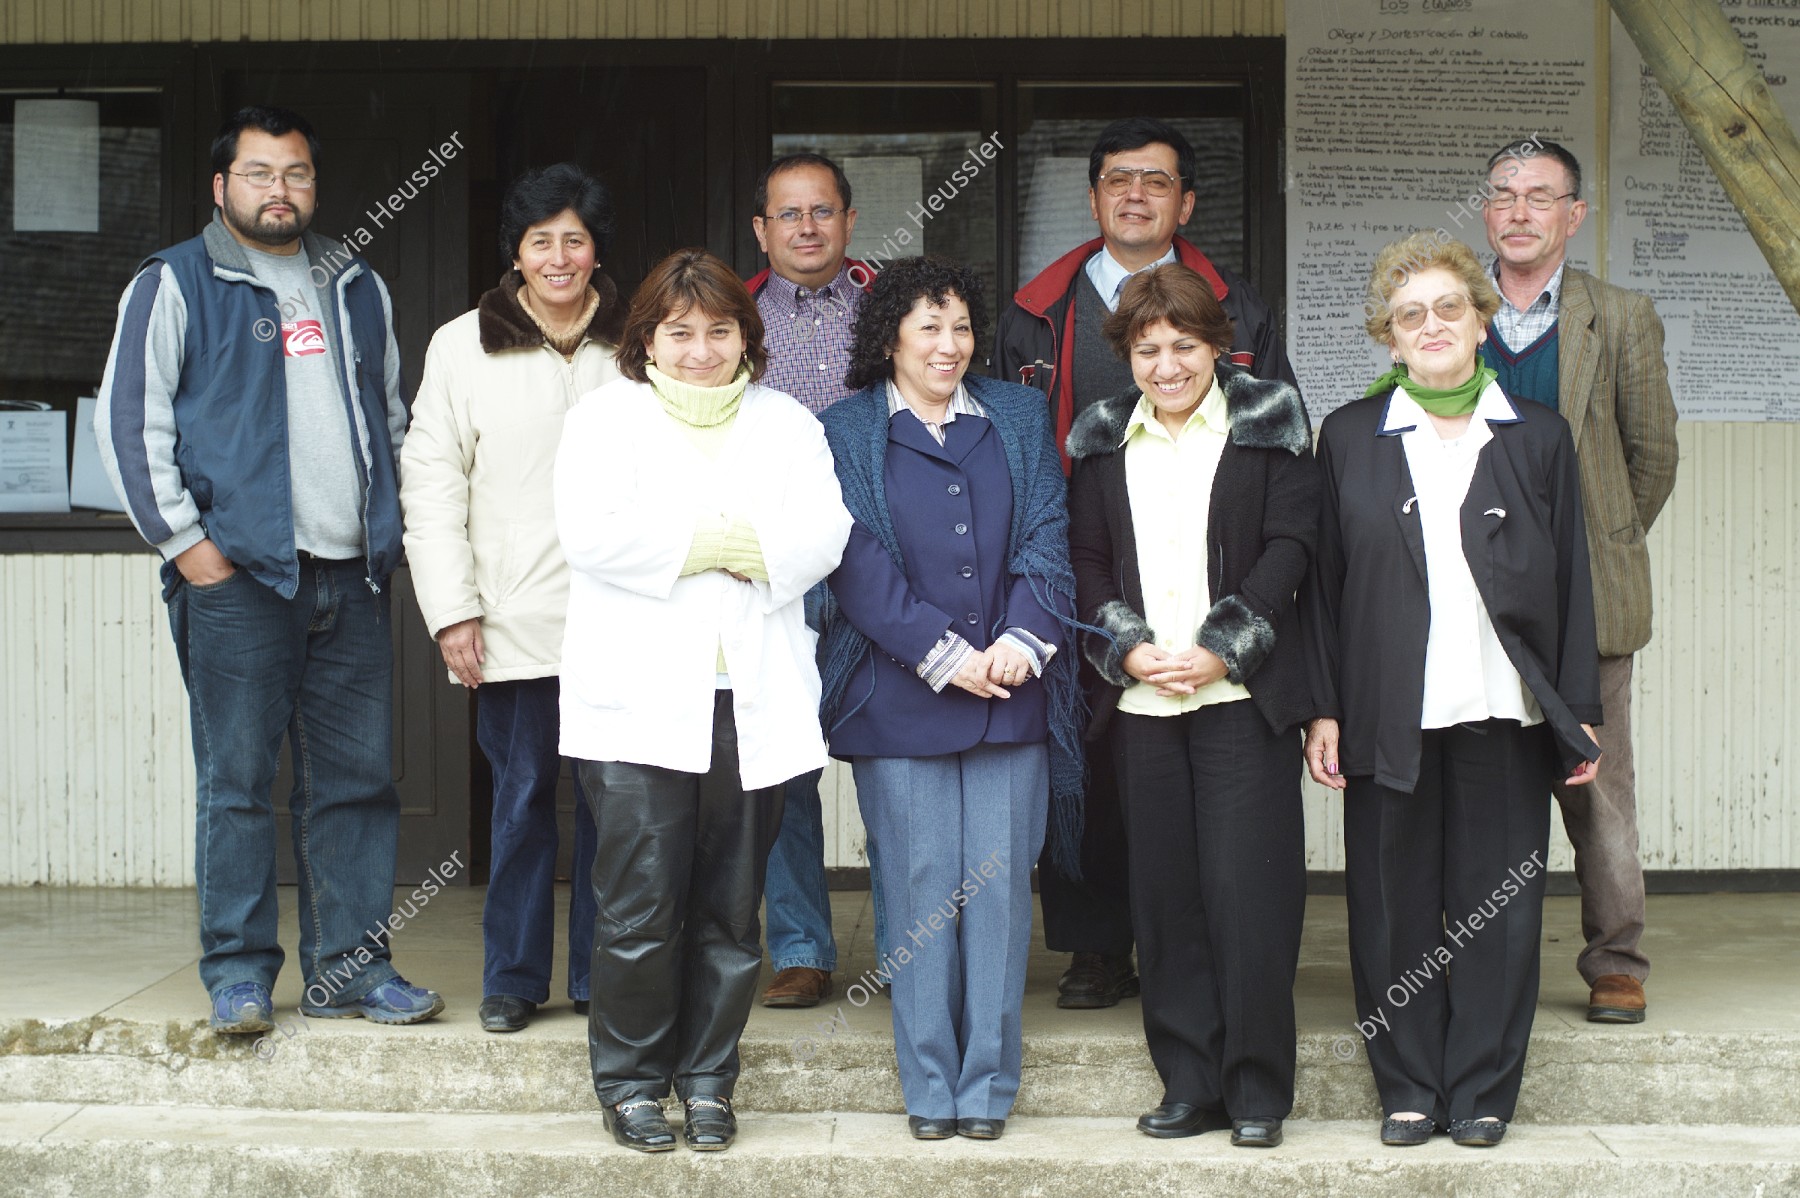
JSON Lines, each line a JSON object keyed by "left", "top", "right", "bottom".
{"left": 1195, "top": 594, "right": 1275, "bottom": 685}
{"left": 1086, "top": 600, "right": 1153, "bottom": 689}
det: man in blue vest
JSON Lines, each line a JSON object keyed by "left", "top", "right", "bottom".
{"left": 96, "top": 106, "right": 443, "bottom": 1033}
{"left": 1478, "top": 138, "right": 1678, "bottom": 1025}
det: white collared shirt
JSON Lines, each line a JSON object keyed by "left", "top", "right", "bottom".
{"left": 885, "top": 380, "right": 984, "bottom": 445}
{"left": 1117, "top": 379, "right": 1251, "bottom": 715}
{"left": 1085, "top": 244, "right": 1178, "bottom": 312}
{"left": 1384, "top": 382, "right": 1543, "bottom": 731}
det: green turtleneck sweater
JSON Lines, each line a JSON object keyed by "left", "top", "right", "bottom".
{"left": 647, "top": 364, "right": 768, "bottom": 583}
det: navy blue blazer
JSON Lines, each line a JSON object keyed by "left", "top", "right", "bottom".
{"left": 825, "top": 398, "right": 1068, "bottom": 759}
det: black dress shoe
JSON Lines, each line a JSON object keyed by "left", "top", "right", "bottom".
{"left": 1231, "top": 1117, "right": 1283, "bottom": 1147}
{"left": 573, "top": 999, "right": 589, "bottom": 1016}
{"left": 956, "top": 1117, "right": 1005, "bottom": 1140}
{"left": 1136, "top": 1102, "right": 1232, "bottom": 1139}
{"left": 1380, "top": 1115, "right": 1435, "bottom": 1146}
{"left": 1449, "top": 1117, "right": 1507, "bottom": 1147}
{"left": 908, "top": 1115, "right": 957, "bottom": 1140}
{"left": 478, "top": 994, "right": 535, "bottom": 1033}
{"left": 1056, "top": 952, "right": 1140, "bottom": 1009}
{"left": 603, "top": 1097, "right": 676, "bottom": 1152}
{"left": 682, "top": 1096, "right": 737, "bottom": 1151}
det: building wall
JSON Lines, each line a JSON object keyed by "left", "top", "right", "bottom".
{"left": 4, "top": 0, "right": 1797, "bottom": 882}
{"left": 7, "top": 423, "right": 1795, "bottom": 885}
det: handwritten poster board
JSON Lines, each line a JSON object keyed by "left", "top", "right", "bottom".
{"left": 1609, "top": 5, "right": 1800, "bottom": 421}
{"left": 1285, "top": 0, "right": 1597, "bottom": 419}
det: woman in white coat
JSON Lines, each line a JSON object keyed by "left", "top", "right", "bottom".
{"left": 399, "top": 164, "right": 620, "bottom": 1035}
{"left": 555, "top": 248, "right": 851, "bottom": 1154}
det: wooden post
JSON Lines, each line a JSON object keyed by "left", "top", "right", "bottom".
{"left": 1611, "top": 0, "right": 1800, "bottom": 315}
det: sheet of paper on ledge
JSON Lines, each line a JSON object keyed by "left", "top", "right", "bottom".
{"left": 69, "top": 396, "right": 124, "bottom": 512}
{"left": 0, "top": 406, "right": 71, "bottom": 512}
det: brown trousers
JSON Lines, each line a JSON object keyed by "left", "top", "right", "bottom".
{"left": 1551, "top": 654, "right": 1650, "bottom": 984}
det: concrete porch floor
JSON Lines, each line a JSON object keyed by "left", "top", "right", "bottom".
{"left": 5, "top": 883, "right": 1798, "bottom": 1038}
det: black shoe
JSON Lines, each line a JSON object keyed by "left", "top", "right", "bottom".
{"left": 1136, "top": 1102, "right": 1231, "bottom": 1139}
{"left": 1449, "top": 1118, "right": 1507, "bottom": 1147}
{"left": 956, "top": 1117, "right": 1005, "bottom": 1140}
{"left": 573, "top": 999, "right": 589, "bottom": 1016}
{"left": 477, "top": 994, "right": 535, "bottom": 1033}
{"left": 1381, "top": 1115, "right": 1435, "bottom": 1146}
{"left": 1231, "top": 1117, "right": 1283, "bottom": 1148}
{"left": 682, "top": 1096, "right": 737, "bottom": 1151}
{"left": 908, "top": 1115, "right": 957, "bottom": 1140}
{"left": 1056, "top": 952, "right": 1140, "bottom": 1009}
{"left": 604, "top": 1097, "right": 676, "bottom": 1152}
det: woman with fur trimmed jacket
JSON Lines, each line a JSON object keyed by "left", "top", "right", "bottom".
{"left": 399, "top": 164, "right": 621, "bottom": 1036}
{"left": 1065, "top": 264, "right": 1318, "bottom": 1149}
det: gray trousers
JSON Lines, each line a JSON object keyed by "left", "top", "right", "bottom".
{"left": 853, "top": 742, "right": 1048, "bottom": 1121}
{"left": 1551, "top": 654, "right": 1650, "bottom": 984}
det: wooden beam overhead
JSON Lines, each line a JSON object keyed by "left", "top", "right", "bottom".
{"left": 1610, "top": 0, "right": 1800, "bottom": 316}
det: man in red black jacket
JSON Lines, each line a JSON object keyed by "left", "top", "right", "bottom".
{"left": 995, "top": 116, "right": 1298, "bottom": 1008}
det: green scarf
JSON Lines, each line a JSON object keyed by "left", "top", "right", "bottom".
{"left": 647, "top": 363, "right": 750, "bottom": 428}
{"left": 1364, "top": 362, "right": 1496, "bottom": 417}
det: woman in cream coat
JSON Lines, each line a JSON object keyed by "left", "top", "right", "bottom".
{"left": 556, "top": 248, "right": 851, "bottom": 1154}
{"left": 400, "top": 164, "right": 620, "bottom": 1034}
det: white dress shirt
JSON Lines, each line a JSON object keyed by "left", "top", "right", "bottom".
{"left": 1385, "top": 382, "right": 1543, "bottom": 731}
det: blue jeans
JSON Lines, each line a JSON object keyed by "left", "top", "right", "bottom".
{"left": 477, "top": 677, "right": 596, "bottom": 1003}
{"left": 763, "top": 770, "right": 893, "bottom": 971}
{"left": 168, "top": 561, "right": 400, "bottom": 1003}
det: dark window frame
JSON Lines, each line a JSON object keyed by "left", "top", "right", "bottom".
{"left": 0, "top": 36, "right": 1283, "bottom": 554}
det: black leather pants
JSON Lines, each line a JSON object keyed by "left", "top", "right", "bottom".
{"left": 577, "top": 692, "right": 785, "bottom": 1107}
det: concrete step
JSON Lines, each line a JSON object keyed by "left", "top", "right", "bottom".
{"left": 5, "top": 1012, "right": 1798, "bottom": 1126}
{"left": 5, "top": 1103, "right": 1799, "bottom": 1198}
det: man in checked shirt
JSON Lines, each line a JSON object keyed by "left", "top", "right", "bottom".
{"left": 744, "top": 152, "right": 880, "bottom": 1010}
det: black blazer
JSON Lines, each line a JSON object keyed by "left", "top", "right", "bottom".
{"left": 1067, "top": 363, "right": 1320, "bottom": 742}
{"left": 1302, "top": 387, "right": 1603, "bottom": 793}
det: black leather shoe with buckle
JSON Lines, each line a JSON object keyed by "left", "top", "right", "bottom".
{"left": 1055, "top": 952, "right": 1141, "bottom": 1009}
{"left": 682, "top": 1096, "right": 737, "bottom": 1151}
{"left": 604, "top": 1097, "right": 676, "bottom": 1152}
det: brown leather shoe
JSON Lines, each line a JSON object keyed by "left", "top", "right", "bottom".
{"left": 762, "top": 966, "right": 833, "bottom": 1008}
{"left": 1587, "top": 973, "right": 1647, "bottom": 1023}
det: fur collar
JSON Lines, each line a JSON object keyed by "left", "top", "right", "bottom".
{"left": 1064, "top": 363, "right": 1311, "bottom": 461}
{"left": 477, "top": 270, "right": 623, "bottom": 354}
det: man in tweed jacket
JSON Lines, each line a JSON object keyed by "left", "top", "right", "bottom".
{"left": 1479, "top": 139, "right": 1679, "bottom": 1024}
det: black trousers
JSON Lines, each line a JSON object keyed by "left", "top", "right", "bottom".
{"left": 1037, "top": 762, "right": 1135, "bottom": 955}
{"left": 1343, "top": 719, "right": 1555, "bottom": 1124}
{"left": 1113, "top": 701, "right": 1305, "bottom": 1117}
{"left": 577, "top": 692, "right": 784, "bottom": 1108}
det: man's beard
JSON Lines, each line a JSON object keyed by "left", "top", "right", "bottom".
{"left": 225, "top": 195, "right": 311, "bottom": 247}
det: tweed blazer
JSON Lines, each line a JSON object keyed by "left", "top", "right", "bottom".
{"left": 1555, "top": 268, "right": 1678, "bottom": 657}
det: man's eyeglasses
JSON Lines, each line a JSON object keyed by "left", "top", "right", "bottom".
{"left": 228, "top": 169, "right": 317, "bottom": 190}
{"left": 1483, "top": 190, "right": 1575, "bottom": 212}
{"left": 762, "top": 206, "right": 844, "bottom": 226}
{"left": 1096, "top": 167, "right": 1185, "bottom": 198}
{"left": 1392, "top": 295, "right": 1472, "bottom": 331}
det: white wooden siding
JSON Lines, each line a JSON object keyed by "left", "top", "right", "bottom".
{"left": 5, "top": 422, "right": 1795, "bottom": 883}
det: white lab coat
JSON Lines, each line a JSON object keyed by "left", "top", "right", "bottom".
{"left": 554, "top": 376, "right": 852, "bottom": 790}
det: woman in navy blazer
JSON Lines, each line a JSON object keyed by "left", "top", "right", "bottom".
{"left": 818, "top": 255, "right": 1084, "bottom": 1143}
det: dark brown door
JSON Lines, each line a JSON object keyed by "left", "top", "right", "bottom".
{"left": 212, "top": 66, "right": 475, "bottom": 884}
